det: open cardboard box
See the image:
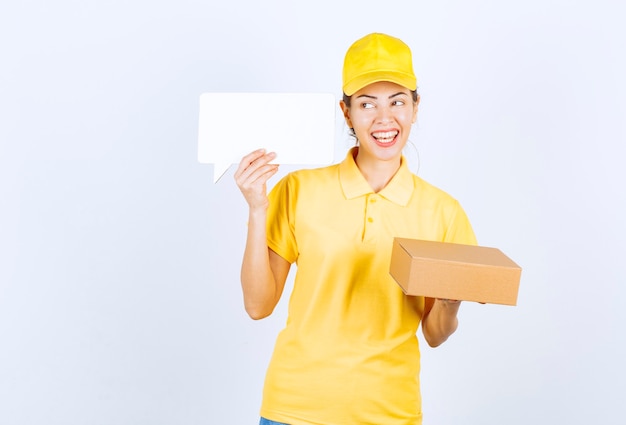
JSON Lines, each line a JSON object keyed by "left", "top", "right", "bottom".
{"left": 389, "top": 238, "right": 522, "bottom": 305}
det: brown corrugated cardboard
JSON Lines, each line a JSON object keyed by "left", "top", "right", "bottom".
{"left": 389, "top": 238, "right": 522, "bottom": 306}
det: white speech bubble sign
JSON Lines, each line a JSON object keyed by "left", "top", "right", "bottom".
{"left": 198, "top": 93, "right": 336, "bottom": 182}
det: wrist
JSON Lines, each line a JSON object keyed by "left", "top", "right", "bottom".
{"left": 249, "top": 205, "right": 268, "bottom": 218}
{"left": 436, "top": 298, "right": 461, "bottom": 315}
{"left": 437, "top": 298, "right": 461, "bottom": 306}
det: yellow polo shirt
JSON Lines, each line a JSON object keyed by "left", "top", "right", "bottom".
{"left": 262, "top": 148, "right": 476, "bottom": 425}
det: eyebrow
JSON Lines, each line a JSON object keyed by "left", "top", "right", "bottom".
{"left": 355, "top": 92, "right": 409, "bottom": 100}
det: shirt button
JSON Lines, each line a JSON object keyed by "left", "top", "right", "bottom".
{"left": 367, "top": 217, "right": 374, "bottom": 223}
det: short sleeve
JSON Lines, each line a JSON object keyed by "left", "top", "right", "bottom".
{"left": 443, "top": 200, "right": 478, "bottom": 246}
{"left": 266, "top": 174, "right": 298, "bottom": 263}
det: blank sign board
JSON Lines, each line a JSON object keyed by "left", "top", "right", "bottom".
{"left": 198, "top": 93, "right": 336, "bottom": 182}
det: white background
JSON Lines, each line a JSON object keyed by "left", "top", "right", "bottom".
{"left": 1, "top": 1, "right": 625, "bottom": 424}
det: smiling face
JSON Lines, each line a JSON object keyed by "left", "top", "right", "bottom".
{"left": 340, "top": 81, "right": 419, "bottom": 168}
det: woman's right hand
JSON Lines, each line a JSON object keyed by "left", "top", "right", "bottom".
{"left": 234, "top": 149, "right": 279, "bottom": 210}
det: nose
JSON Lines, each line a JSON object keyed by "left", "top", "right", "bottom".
{"left": 376, "top": 105, "right": 393, "bottom": 124}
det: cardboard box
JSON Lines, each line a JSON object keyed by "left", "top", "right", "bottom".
{"left": 389, "top": 238, "right": 522, "bottom": 305}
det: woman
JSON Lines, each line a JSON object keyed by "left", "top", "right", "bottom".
{"left": 235, "top": 33, "right": 476, "bottom": 425}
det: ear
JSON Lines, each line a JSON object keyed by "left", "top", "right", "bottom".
{"left": 412, "top": 94, "right": 420, "bottom": 123}
{"left": 339, "top": 100, "right": 352, "bottom": 128}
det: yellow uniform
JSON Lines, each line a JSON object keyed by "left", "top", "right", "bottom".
{"left": 261, "top": 148, "right": 476, "bottom": 425}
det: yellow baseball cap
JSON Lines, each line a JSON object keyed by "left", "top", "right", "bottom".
{"left": 342, "top": 33, "right": 417, "bottom": 96}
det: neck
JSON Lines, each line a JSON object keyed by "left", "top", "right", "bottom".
{"left": 354, "top": 149, "right": 401, "bottom": 192}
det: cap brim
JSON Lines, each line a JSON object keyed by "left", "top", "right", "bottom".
{"left": 343, "top": 71, "right": 417, "bottom": 96}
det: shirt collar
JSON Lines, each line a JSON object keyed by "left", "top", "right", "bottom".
{"left": 339, "top": 147, "right": 414, "bottom": 206}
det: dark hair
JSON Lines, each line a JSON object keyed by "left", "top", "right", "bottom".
{"left": 342, "top": 89, "right": 419, "bottom": 108}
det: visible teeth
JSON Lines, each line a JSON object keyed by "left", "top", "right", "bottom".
{"left": 373, "top": 131, "right": 398, "bottom": 140}
{"left": 373, "top": 131, "right": 398, "bottom": 143}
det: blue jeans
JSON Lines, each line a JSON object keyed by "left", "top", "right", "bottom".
{"left": 259, "top": 418, "right": 289, "bottom": 425}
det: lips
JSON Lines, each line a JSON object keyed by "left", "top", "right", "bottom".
{"left": 372, "top": 130, "right": 399, "bottom": 146}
